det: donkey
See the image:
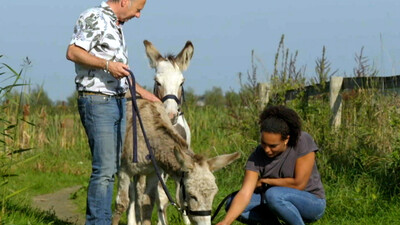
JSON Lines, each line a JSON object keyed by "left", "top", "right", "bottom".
{"left": 143, "top": 40, "right": 194, "bottom": 225}
{"left": 112, "top": 99, "right": 240, "bottom": 225}
{"left": 144, "top": 40, "right": 193, "bottom": 145}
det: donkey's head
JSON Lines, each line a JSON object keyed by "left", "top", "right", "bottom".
{"left": 175, "top": 151, "right": 240, "bottom": 225}
{"left": 144, "top": 40, "right": 194, "bottom": 124}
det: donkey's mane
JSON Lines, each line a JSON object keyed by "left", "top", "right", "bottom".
{"left": 146, "top": 102, "right": 206, "bottom": 165}
{"left": 192, "top": 154, "right": 205, "bottom": 165}
{"left": 164, "top": 54, "right": 178, "bottom": 68}
{"left": 135, "top": 100, "right": 198, "bottom": 171}
{"left": 144, "top": 100, "right": 188, "bottom": 148}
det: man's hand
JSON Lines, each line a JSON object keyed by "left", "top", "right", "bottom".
{"left": 66, "top": 44, "right": 129, "bottom": 79}
{"left": 108, "top": 61, "right": 130, "bottom": 79}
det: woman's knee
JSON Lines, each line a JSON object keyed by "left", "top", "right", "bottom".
{"left": 265, "top": 187, "right": 282, "bottom": 202}
{"left": 265, "top": 187, "right": 292, "bottom": 212}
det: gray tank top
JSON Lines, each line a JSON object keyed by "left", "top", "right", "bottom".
{"left": 246, "top": 131, "right": 325, "bottom": 199}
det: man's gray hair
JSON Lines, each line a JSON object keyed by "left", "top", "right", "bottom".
{"left": 109, "top": 0, "right": 137, "bottom": 2}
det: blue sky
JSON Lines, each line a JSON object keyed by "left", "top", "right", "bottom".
{"left": 1, "top": 0, "right": 400, "bottom": 101}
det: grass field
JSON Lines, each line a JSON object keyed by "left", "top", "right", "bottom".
{"left": 1, "top": 51, "right": 400, "bottom": 224}
{"left": 2, "top": 92, "right": 400, "bottom": 224}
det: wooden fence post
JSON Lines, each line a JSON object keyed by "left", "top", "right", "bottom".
{"left": 257, "top": 82, "right": 270, "bottom": 109}
{"left": 329, "top": 76, "right": 343, "bottom": 129}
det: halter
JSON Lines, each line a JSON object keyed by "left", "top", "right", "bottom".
{"left": 153, "top": 83, "right": 185, "bottom": 108}
{"left": 179, "top": 172, "right": 212, "bottom": 217}
{"left": 162, "top": 94, "right": 181, "bottom": 105}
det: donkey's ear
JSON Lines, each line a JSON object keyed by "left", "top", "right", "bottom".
{"left": 144, "top": 40, "right": 164, "bottom": 68}
{"left": 174, "top": 147, "right": 194, "bottom": 171}
{"left": 175, "top": 41, "right": 194, "bottom": 71}
{"left": 207, "top": 152, "right": 240, "bottom": 172}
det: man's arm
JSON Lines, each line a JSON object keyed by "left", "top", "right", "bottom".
{"left": 135, "top": 83, "right": 161, "bottom": 102}
{"left": 66, "top": 44, "right": 130, "bottom": 79}
{"left": 68, "top": 44, "right": 160, "bottom": 102}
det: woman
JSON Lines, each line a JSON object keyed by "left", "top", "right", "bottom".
{"left": 217, "top": 105, "right": 326, "bottom": 225}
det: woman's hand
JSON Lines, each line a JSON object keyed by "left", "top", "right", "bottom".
{"left": 256, "top": 178, "right": 263, "bottom": 188}
{"left": 256, "top": 178, "right": 268, "bottom": 188}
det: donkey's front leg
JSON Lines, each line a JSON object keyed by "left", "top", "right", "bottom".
{"left": 156, "top": 173, "right": 169, "bottom": 225}
{"left": 113, "top": 170, "right": 132, "bottom": 225}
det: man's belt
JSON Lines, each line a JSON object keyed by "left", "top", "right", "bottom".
{"left": 78, "top": 91, "right": 126, "bottom": 98}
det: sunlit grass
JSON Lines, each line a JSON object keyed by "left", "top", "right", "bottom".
{"left": 2, "top": 47, "right": 400, "bottom": 224}
{"left": 2, "top": 90, "right": 400, "bottom": 224}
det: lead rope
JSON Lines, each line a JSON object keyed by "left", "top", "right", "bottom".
{"left": 211, "top": 191, "right": 238, "bottom": 221}
{"left": 126, "top": 69, "right": 182, "bottom": 212}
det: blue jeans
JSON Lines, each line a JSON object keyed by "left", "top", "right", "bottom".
{"left": 226, "top": 187, "right": 326, "bottom": 225}
{"left": 78, "top": 94, "right": 126, "bottom": 225}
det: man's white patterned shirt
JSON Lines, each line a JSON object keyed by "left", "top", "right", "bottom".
{"left": 70, "top": 1, "right": 128, "bottom": 95}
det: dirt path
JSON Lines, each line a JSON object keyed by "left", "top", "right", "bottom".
{"left": 32, "top": 185, "right": 85, "bottom": 225}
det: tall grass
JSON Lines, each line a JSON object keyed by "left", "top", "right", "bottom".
{"left": 0, "top": 56, "right": 89, "bottom": 224}
{"left": 0, "top": 56, "right": 46, "bottom": 222}
{"left": 203, "top": 36, "right": 400, "bottom": 223}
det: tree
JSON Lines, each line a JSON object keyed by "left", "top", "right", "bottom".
{"left": 225, "top": 90, "right": 240, "bottom": 107}
{"left": 203, "top": 86, "right": 225, "bottom": 107}
{"left": 27, "top": 85, "right": 53, "bottom": 107}
{"left": 66, "top": 91, "right": 78, "bottom": 109}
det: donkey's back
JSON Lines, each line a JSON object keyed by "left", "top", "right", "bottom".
{"left": 121, "top": 99, "right": 189, "bottom": 174}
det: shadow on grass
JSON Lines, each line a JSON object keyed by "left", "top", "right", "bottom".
{"left": 3, "top": 200, "right": 75, "bottom": 225}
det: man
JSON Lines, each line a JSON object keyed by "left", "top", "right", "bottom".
{"left": 66, "top": 0, "right": 160, "bottom": 224}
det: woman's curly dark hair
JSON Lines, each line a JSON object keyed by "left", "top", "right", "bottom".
{"left": 258, "top": 105, "right": 302, "bottom": 147}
